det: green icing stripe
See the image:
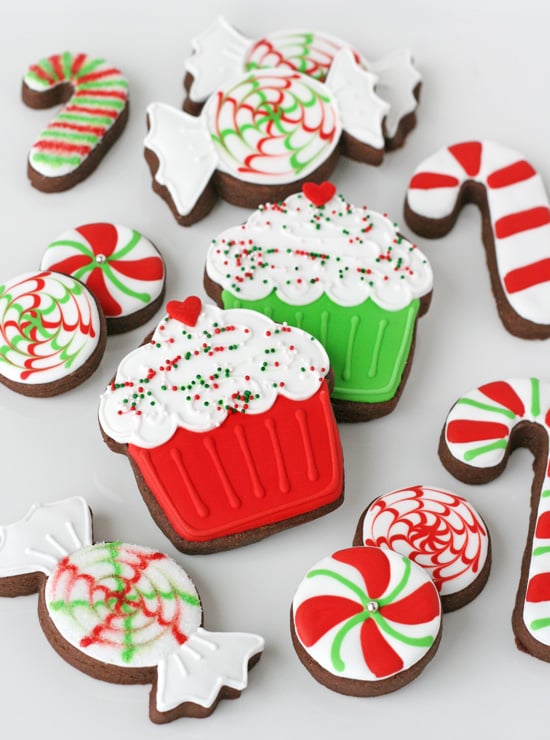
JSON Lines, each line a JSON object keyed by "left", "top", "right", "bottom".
{"left": 533, "top": 546, "right": 550, "bottom": 557}
{"left": 62, "top": 52, "right": 73, "bottom": 80}
{"left": 530, "top": 617, "right": 550, "bottom": 631}
{"left": 531, "top": 378, "right": 541, "bottom": 417}
{"left": 457, "top": 397, "right": 517, "bottom": 420}
{"left": 542, "top": 490, "right": 550, "bottom": 498}
{"left": 59, "top": 113, "right": 114, "bottom": 125}
{"left": 111, "top": 229, "right": 141, "bottom": 260}
{"left": 373, "top": 612, "right": 434, "bottom": 648}
{"left": 76, "top": 57, "right": 106, "bottom": 78}
{"left": 39, "top": 130, "right": 98, "bottom": 144}
{"left": 463, "top": 439, "right": 508, "bottom": 462}
{"left": 73, "top": 97, "right": 125, "bottom": 109}
{"left": 378, "top": 557, "right": 411, "bottom": 606}
{"left": 307, "top": 568, "right": 368, "bottom": 608}
{"left": 31, "top": 153, "right": 82, "bottom": 167}
{"left": 78, "top": 79, "right": 128, "bottom": 90}
{"left": 220, "top": 290, "right": 420, "bottom": 404}
{"left": 330, "top": 611, "right": 369, "bottom": 671}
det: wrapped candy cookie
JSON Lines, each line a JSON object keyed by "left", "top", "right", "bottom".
{"left": 183, "top": 17, "right": 421, "bottom": 150}
{"left": 0, "top": 497, "right": 264, "bottom": 723}
{"left": 144, "top": 21, "right": 421, "bottom": 225}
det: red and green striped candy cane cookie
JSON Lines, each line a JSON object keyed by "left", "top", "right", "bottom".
{"left": 41, "top": 223, "right": 166, "bottom": 334}
{"left": 22, "top": 52, "right": 129, "bottom": 192}
{"left": 441, "top": 378, "right": 550, "bottom": 661}
{"left": 291, "top": 546, "right": 441, "bottom": 695}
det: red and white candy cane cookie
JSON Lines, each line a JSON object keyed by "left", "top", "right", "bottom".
{"left": 22, "top": 52, "right": 129, "bottom": 192}
{"left": 405, "top": 141, "right": 550, "bottom": 338}
{"left": 440, "top": 378, "right": 550, "bottom": 661}
{"left": 291, "top": 546, "right": 441, "bottom": 696}
{"left": 40, "top": 223, "right": 166, "bottom": 334}
{"left": 353, "top": 485, "right": 491, "bottom": 612}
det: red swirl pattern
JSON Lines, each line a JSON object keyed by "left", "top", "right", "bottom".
{"left": 361, "top": 486, "right": 488, "bottom": 596}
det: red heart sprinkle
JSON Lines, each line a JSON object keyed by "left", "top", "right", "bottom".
{"left": 302, "top": 181, "right": 336, "bottom": 207}
{"left": 166, "top": 296, "right": 202, "bottom": 326}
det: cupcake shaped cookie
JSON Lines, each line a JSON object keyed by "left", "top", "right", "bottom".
{"left": 99, "top": 297, "right": 343, "bottom": 553}
{"left": 205, "top": 183, "right": 433, "bottom": 421}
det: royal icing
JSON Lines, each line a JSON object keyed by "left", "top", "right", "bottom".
{"left": 184, "top": 18, "right": 421, "bottom": 143}
{"left": 206, "top": 185, "right": 432, "bottom": 406}
{"left": 24, "top": 52, "right": 128, "bottom": 179}
{"left": 99, "top": 298, "right": 329, "bottom": 444}
{"left": 0, "top": 271, "right": 102, "bottom": 385}
{"left": 40, "top": 223, "right": 165, "bottom": 321}
{"left": 292, "top": 546, "right": 441, "bottom": 682}
{"left": 206, "top": 190, "right": 432, "bottom": 309}
{"left": 0, "top": 497, "right": 264, "bottom": 719}
{"left": 443, "top": 378, "right": 550, "bottom": 655}
{"left": 406, "top": 141, "right": 550, "bottom": 329}
{"left": 359, "top": 486, "right": 489, "bottom": 598}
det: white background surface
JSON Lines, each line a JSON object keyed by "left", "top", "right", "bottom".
{"left": 1, "top": 0, "right": 550, "bottom": 737}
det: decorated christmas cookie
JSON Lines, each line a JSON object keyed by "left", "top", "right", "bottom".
{"left": 291, "top": 546, "right": 441, "bottom": 695}
{"left": 205, "top": 183, "right": 433, "bottom": 421}
{"left": 183, "top": 17, "right": 421, "bottom": 151}
{"left": 23, "top": 52, "right": 129, "bottom": 192}
{"left": 440, "top": 378, "right": 550, "bottom": 661}
{"left": 0, "top": 270, "right": 106, "bottom": 396}
{"left": 0, "top": 497, "right": 264, "bottom": 723}
{"left": 145, "top": 27, "right": 420, "bottom": 225}
{"left": 40, "top": 223, "right": 166, "bottom": 334}
{"left": 99, "top": 296, "right": 344, "bottom": 553}
{"left": 353, "top": 485, "right": 491, "bottom": 611}
{"left": 405, "top": 140, "right": 550, "bottom": 338}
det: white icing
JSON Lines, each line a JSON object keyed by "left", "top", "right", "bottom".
{"left": 0, "top": 498, "right": 92, "bottom": 578}
{"left": 292, "top": 546, "right": 441, "bottom": 681}
{"left": 0, "top": 271, "right": 102, "bottom": 385}
{"left": 98, "top": 301, "right": 329, "bottom": 446}
{"left": 206, "top": 191, "right": 432, "bottom": 309}
{"left": 368, "top": 49, "right": 421, "bottom": 139}
{"left": 45, "top": 542, "right": 202, "bottom": 669}
{"left": 203, "top": 67, "right": 341, "bottom": 184}
{"left": 144, "top": 103, "right": 218, "bottom": 218}
{"left": 407, "top": 140, "right": 550, "bottom": 325}
{"left": 185, "top": 17, "right": 252, "bottom": 103}
{"left": 325, "top": 49, "right": 388, "bottom": 150}
{"left": 443, "top": 378, "right": 550, "bottom": 646}
{"left": 41, "top": 224, "right": 165, "bottom": 319}
{"left": 155, "top": 628, "right": 264, "bottom": 711}
{"left": 361, "top": 486, "right": 489, "bottom": 597}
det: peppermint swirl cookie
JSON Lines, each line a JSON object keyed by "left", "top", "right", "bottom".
{"left": 41, "top": 223, "right": 166, "bottom": 333}
{"left": 0, "top": 270, "right": 106, "bottom": 396}
{"left": 291, "top": 546, "right": 442, "bottom": 695}
{"left": 99, "top": 297, "right": 343, "bottom": 553}
{"left": 205, "top": 184, "right": 433, "bottom": 421}
{"left": 23, "top": 52, "right": 129, "bottom": 191}
{"left": 353, "top": 486, "right": 491, "bottom": 611}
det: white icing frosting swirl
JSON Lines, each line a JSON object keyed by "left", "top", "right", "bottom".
{"left": 99, "top": 301, "right": 329, "bottom": 446}
{"left": 206, "top": 192, "right": 432, "bottom": 309}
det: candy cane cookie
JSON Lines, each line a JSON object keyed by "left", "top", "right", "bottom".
{"left": 353, "top": 485, "right": 491, "bottom": 612}
{"left": 183, "top": 18, "right": 421, "bottom": 151}
{"left": 0, "top": 497, "right": 264, "bottom": 723}
{"left": 23, "top": 52, "right": 129, "bottom": 191}
{"left": 0, "top": 270, "right": 106, "bottom": 396}
{"left": 405, "top": 141, "right": 550, "bottom": 338}
{"left": 145, "top": 51, "right": 394, "bottom": 225}
{"left": 440, "top": 378, "right": 550, "bottom": 661}
{"left": 40, "top": 223, "right": 166, "bottom": 334}
{"left": 291, "top": 546, "right": 441, "bottom": 695}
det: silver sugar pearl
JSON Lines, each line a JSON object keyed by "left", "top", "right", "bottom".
{"left": 366, "top": 601, "right": 379, "bottom": 614}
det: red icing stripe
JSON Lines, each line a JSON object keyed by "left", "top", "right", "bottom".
{"left": 504, "top": 258, "right": 550, "bottom": 294}
{"left": 46, "top": 255, "right": 91, "bottom": 275}
{"left": 446, "top": 419, "right": 509, "bottom": 443}
{"left": 28, "top": 64, "right": 56, "bottom": 85}
{"left": 50, "top": 121, "right": 107, "bottom": 136}
{"left": 74, "top": 89, "right": 127, "bottom": 101}
{"left": 448, "top": 141, "right": 482, "bottom": 176}
{"left": 70, "top": 53, "right": 87, "bottom": 77}
{"left": 526, "top": 573, "right": 550, "bottom": 603}
{"left": 380, "top": 582, "right": 440, "bottom": 625}
{"left": 408, "top": 172, "right": 460, "bottom": 190}
{"left": 51, "top": 54, "right": 64, "bottom": 81}
{"left": 479, "top": 381, "right": 525, "bottom": 416}
{"left": 360, "top": 617, "right": 404, "bottom": 677}
{"left": 76, "top": 223, "right": 118, "bottom": 256}
{"left": 65, "top": 105, "right": 118, "bottom": 118}
{"left": 33, "top": 140, "right": 91, "bottom": 156}
{"left": 77, "top": 68, "right": 123, "bottom": 84}
{"left": 495, "top": 207, "right": 550, "bottom": 238}
{"left": 333, "top": 548, "right": 390, "bottom": 600}
{"left": 294, "top": 595, "right": 362, "bottom": 647}
{"left": 487, "top": 160, "right": 536, "bottom": 189}
{"left": 536, "top": 512, "right": 550, "bottom": 540}
{"left": 87, "top": 269, "right": 122, "bottom": 316}
{"left": 111, "top": 257, "right": 164, "bottom": 281}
